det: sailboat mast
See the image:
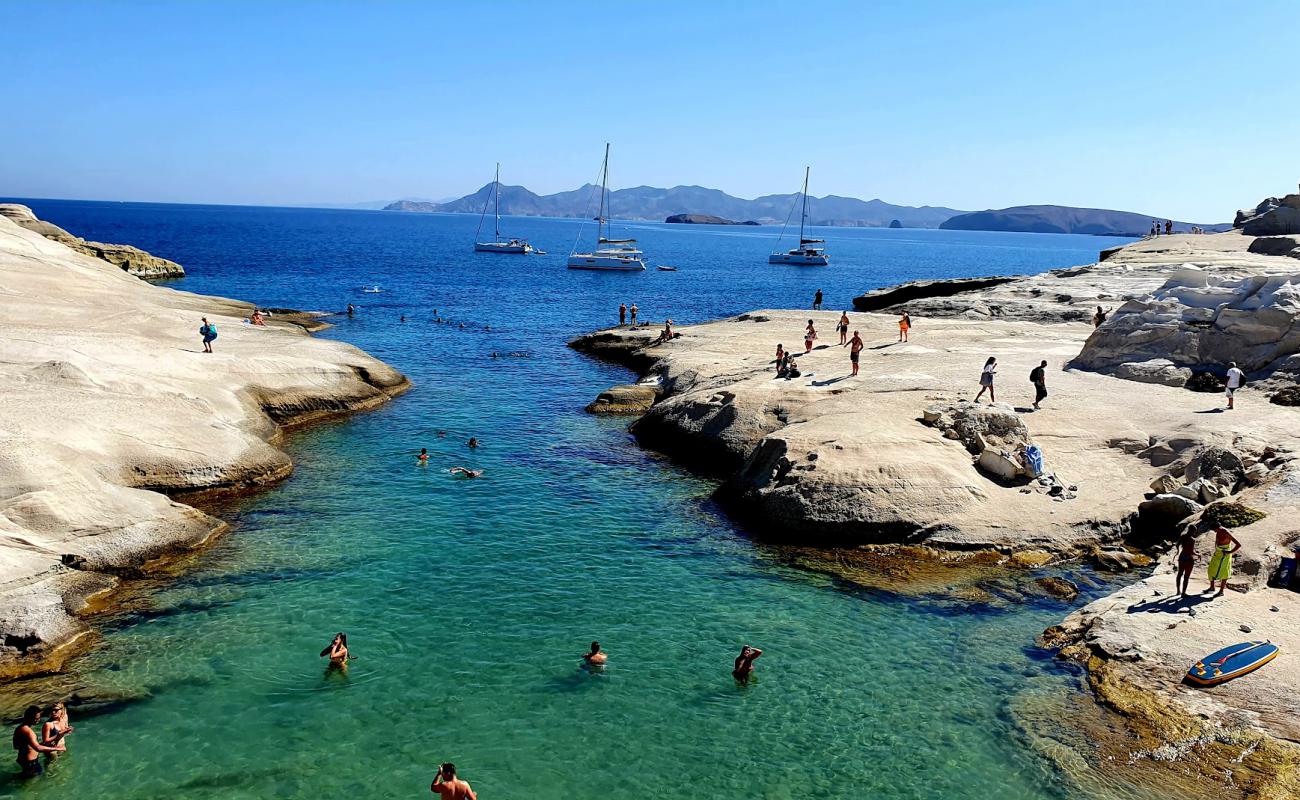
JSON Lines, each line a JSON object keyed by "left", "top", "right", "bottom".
{"left": 493, "top": 162, "right": 501, "bottom": 239}
{"left": 799, "top": 166, "right": 809, "bottom": 244}
{"left": 599, "top": 142, "right": 610, "bottom": 242}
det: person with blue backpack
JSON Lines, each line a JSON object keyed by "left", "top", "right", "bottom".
{"left": 199, "top": 317, "right": 218, "bottom": 353}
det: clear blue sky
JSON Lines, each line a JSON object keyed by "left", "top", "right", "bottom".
{"left": 3, "top": 0, "right": 1295, "bottom": 220}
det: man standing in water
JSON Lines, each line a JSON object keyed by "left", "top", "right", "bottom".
{"left": 733, "top": 645, "right": 763, "bottom": 682}
{"left": 813, "top": 289, "right": 823, "bottom": 310}
{"left": 581, "top": 641, "right": 607, "bottom": 667}
{"left": 849, "top": 330, "right": 863, "bottom": 377}
{"left": 12, "top": 706, "right": 61, "bottom": 777}
{"left": 431, "top": 763, "right": 477, "bottom": 799}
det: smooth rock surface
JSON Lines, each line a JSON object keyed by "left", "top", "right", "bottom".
{"left": 0, "top": 203, "right": 185, "bottom": 278}
{"left": 0, "top": 212, "right": 409, "bottom": 675}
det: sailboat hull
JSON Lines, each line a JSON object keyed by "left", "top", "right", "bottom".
{"left": 475, "top": 242, "right": 533, "bottom": 254}
{"left": 770, "top": 252, "right": 830, "bottom": 266}
{"left": 567, "top": 254, "right": 646, "bottom": 271}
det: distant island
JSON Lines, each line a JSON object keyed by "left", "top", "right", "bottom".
{"left": 940, "top": 204, "right": 1230, "bottom": 236}
{"left": 665, "top": 213, "right": 760, "bottom": 225}
{"left": 383, "top": 186, "right": 1225, "bottom": 236}
{"left": 385, "top": 183, "right": 964, "bottom": 228}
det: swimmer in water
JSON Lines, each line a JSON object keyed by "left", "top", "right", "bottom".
{"left": 581, "top": 641, "right": 607, "bottom": 667}
{"left": 467, "top": 437, "right": 479, "bottom": 449}
{"left": 418, "top": 448, "right": 429, "bottom": 464}
{"left": 430, "top": 762, "right": 476, "bottom": 799}
{"left": 448, "top": 467, "right": 483, "bottom": 478}
{"left": 437, "top": 430, "right": 447, "bottom": 438}
{"left": 733, "top": 645, "right": 762, "bottom": 683}
{"left": 319, "top": 632, "right": 349, "bottom": 667}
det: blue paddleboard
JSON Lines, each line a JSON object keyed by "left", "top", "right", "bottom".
{"left": 1185, "top": 641, "right": 1278, "bottom": 686}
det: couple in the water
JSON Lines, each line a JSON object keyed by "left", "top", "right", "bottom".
{"left": 579, "top": 641, "right": 763, "bottom": 682}
{"left": 11, "top": 703, "right": 73, "bottom": 778}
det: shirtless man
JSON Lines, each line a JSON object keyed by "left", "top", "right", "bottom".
{"left": 448, "top": 467, "right": 483, "bottom": 478}
{"left": 582, "top": 641, "right": 607, "bottom": 667}
{"left": 837, "top": 311, "right": 850, "bottom": 346}
{"left": 733, "top": 645, "right": 763, "bottom": 682}
{"left": 849, "top": 331, "right": 863, "bottom": 377}
{"left": 431, "top": 763, "right": 477, "bottom": 799}
{"left": 13, "top": 706, "right": 61, "bottom": 777}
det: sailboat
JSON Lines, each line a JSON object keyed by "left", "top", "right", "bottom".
{"left": 769, "top": 166, "right": 829, "bottom": 266}
{"left": 567, "top": 143, "right": 646, "bottom": 271}
{"left": 474, "top": 163, "right": 535, "bottom": 254}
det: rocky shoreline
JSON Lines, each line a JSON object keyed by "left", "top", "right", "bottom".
{"left": 573, "top": 225, "right": 1300, "bottom": 795}
{"left": 0, "top": 209, "right": 409, "bottom": 679}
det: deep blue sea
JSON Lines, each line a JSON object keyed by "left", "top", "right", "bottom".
{"left": 1, "top": 199, "right": 1162, "bottom": 799}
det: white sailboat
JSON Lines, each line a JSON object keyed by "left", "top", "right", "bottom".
{"left": 474, "top": 163, "right": 535, "bottom": 254}
{"left": 567, "top": 143, "right": 646, "bottom": 271}
{"left": 769, "top": 166, "right": 829, "bottom": 266}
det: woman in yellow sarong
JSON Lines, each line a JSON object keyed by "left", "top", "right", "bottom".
{"left": 1206, "top": 526, "right": 1242, "bottom": 597}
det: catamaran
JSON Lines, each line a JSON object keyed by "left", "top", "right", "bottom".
{"left": 769, "top": 166, "right": 829, "bottom": 266}
{"left": 474, "top": 163, "right": 535, "bottom": 254}
{"left": 567, "top": 143, "right": 646, "bottom": 271}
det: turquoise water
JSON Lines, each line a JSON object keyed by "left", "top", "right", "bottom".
{"left": 1, "top": 201, "right": 1156, "bottom": 798}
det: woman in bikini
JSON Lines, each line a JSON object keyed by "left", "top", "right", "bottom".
{"left": 804, "top": 320, "right": 817, "bottom": 354}
{"left": 1175, "top": 528, "right": 1197, "bottom": 597}
{"left": 320, "top": 632, "right": 349, "bottom": 669}
{"left": 41, "top": 703, "right": 72, "bottom": 761}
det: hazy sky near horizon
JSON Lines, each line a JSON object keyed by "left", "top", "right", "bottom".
{"left": 3, "top": 0, "right": 1295, "bottom": 220}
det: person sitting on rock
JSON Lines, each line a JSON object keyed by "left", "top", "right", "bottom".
{"left": 653, "top": 320, "right": 674, "bottom": 345}
{"left": 974, "top": 357, "right": 997, "bottom": 403}
{"left": 250, "top": 309, "right": 266, "bottom": 326}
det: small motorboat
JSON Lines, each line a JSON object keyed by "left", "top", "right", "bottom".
{"left": 1185, "top": 641, "right": 1279, "bottom": 686}
{"left": 657, "top": 266, "right": 678, "bottom": 272}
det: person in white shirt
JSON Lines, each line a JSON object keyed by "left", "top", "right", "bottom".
{"left": 1225, "top": 361, "right": 1245, "bottom": 410}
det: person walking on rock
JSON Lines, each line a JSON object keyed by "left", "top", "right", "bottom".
{"left": 619, "top": 303, "right": 627, "bottom": 325}
{"left": 804, "top": 320, "right": 817, "bottom": 353}
{"left": 1225, "top": 361, "right": 1245, "bottom": 410}
{"left": 974, "top": 356, "right": 997, "bottom": 403}
{"left": 1206, "top": 525, "right": 1242, "bottom": 597}
{"left": 1030, "top": 360, "right": 1048, "bottom": 410}
{"left": 898, "top": 310, "right": 911, "bottom": 343}
{"left": 199, "top": 317, "right": 218, "bottom": 353}
{"left": 837, "top": 311, "right": 850, "bottom": 345}
{"left": 849, "top": 331, "right": 863, "bottom": 376}
{"left": 813, "top": 289, "right": 823, "bottom": 310}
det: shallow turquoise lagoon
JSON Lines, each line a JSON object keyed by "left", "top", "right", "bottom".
{"left": 0, "top": 201, "right": 1163, "bottom": 798}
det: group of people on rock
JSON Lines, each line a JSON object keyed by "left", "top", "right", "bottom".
{"left": 1175, "top": 525, "right": 1242, "bottom": 598}
{"left": 1149, "top": 219, "right": 1175, "bottom": 237}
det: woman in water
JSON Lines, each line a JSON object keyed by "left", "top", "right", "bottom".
{"left": 974, "top": 357, "right": 997, "bottom": 403}
{"left": 733, "top": 645, "right": 763, "bottom": 683}
{"left": 320, "top": 632, "right": 349, "bottom": 668}
{"left": 1206, "top": 525, "right": 1242, "bottom": 597}
{"left": 41, "top": 703, "right": 72, "bottom": 759}
{"left": 418, "top": 448, "right": 429, "bottom": 465}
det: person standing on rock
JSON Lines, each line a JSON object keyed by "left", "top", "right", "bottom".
{"left": 629, "top": 303, "right": 638, "bottom": 326}
{"left": 1206, "top": 526, "right": 1242, "bottom": 597}
{"left": 1165, "top": 219, "right": 1173, "bottom": 235}
{"left": 898, "top": 310, "right": 911, "bottom": 343}
{"left": 1225, "top": 361, "right": 1245, "bottom": 410}
{"left": 804, "top": 320, "right": 817, "bottom": 353}
{"left": 837, "top": 311, "right": 850, "bottom": 345}
{"left": 619, "top": 303, "right": 627, "bottom": 325}
{"left": 774, "top": 343, "right": 785, "bottom": 372}
{"left": 1175, "top": 528, "right": 1197, "bottom": 597}
{"left": 849, "top": 331, "right": 863, "bottom": 377}
{"left": 199, "top": 317, "right": 217, "bottom": 353}
{"left": 813, "top": 289, "right": 823, "bottom": 310}
{"left": 1030, "top": 360, "right": 1048, "bottom": 410}
{"left": 974, "top": 357, "right": 997, "bottom": 403}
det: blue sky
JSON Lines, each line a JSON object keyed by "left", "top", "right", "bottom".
{"left": 3, "top": 0, "right": 1295, "bottom": 220}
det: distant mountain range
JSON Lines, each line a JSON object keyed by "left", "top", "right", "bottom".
{"left": 385, "top": 184, "right": 964, "bottom": 228}
{"left": 940, "top": 205, "right": 1231, "bottom": 236}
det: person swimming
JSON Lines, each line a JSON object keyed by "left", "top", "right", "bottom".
{"left": 418, "top": 448, "right": 429, "bottom": 464}
{"left": 733, "top": 645, "right": 763, "bottom": 682}
{"left": 467, "top": 437, "right": 479, "bottom": 449}
{"left": 448, "top": 467, "right": 483, "bottom": 479}
{"left": 319, "top": 632, "right": 349, "bottom": 667}
{"left": 581, "top": 641, "right": 607, "bottom": 667}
